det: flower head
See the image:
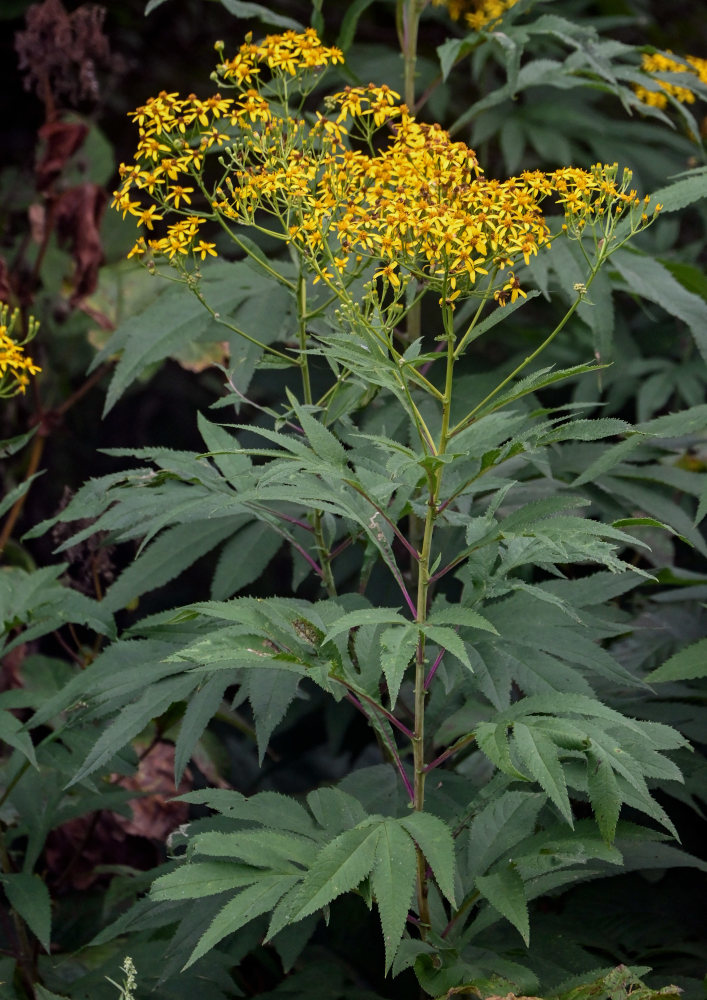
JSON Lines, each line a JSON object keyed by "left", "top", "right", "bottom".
{"left": 0, "top": 305, "right": 41, "bottom": 397}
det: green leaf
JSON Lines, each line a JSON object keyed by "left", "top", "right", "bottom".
{"left": 288, "top": 393, "right": 349, "bottom": 467}
{"left": 0, "top": 473, "right": 43, "bottom": 520}
{"left": 193, "top": 830, "right": 316, "bottom": 869}
{"left": 512, "top": 722, "right": 573, "bottom": 825}
{"left": 336, "top": 0, "right": 377, "bottom": 51}
{"left": 174, "top": 674, "right": 232, "bottom": 783}
{"left": 1, "top": 873, "right": 51, "bottom": 951}
{"left": 0, "top": 710, "right": 37, "bottom": 768}
{"left": 0, "top": 427, "right": 37, "bottom": 459}
{"left": 184, "top": 874, "right": 300, "bottom": 969}
{"left": 211, "top": 521, "right": 282, "bottom": 601}
{"left": 379, "top": 625, "right": 418, "bottom": 707}
{"left": 151, "top": 861, "right": 264, "bottom": 901}
{"left": 475, "top": 863, "right": 529, "bottom": 945}
{"left": 371, "top": 820, "right": 417, "bottom": 971}
{"left": 197, "top": 413, "right": 252, "bottom": 483}
{"left": 306, "top": 786, "right": 368, "bottom": 836}
{"left": 645, "top": 637, "right": 707, "bottom": 683}
{"left": 476, "top": 721, "right": 529, "bottom": 782}
{"left": 426, "top": 606, "right": 498, "bottom": 634}
{"left": 586, "top": 752, "right": 622, "bottom": 844}
{"left": 245, "top": 667, "right": 300, "bottom": 764}
{"left": 95, "top": 261, "right": 267, "bottom": 414}
{"left": 216, "top": 0, "right": 303, "bottom": 30}
{"left": 467, "top": 791, "right": 546, "bottom": 878}
{"left": 612, "top": 249, "right": 707, "bottom": 364}
{"left": 68, "top": 673, "right": 197, "bottom": 786}
{"left": 399, "top": 812, "right": 456, "bottom": 906}
{"left": 646, "top": 166, "right": 707, "bottom": 214}
{"left": 180, "top": 789, "right": 318, "bottom": 838}
{"left": 290, "top": 820, "right": 383, "bottom": 920}
{"left": 322, "top": 607, "right": 410, "bottom": 643}
{"left": 102, "top": 518, "right": 239, "bottom": 613}
{"left": 423, "top": 625, "right": 472, "bottom": 670}
{"left": 34, "top": 988, "right": 70, "bottom": 1000}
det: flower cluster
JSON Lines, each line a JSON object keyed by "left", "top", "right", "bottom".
{"left": 0, "top": 305, "right": 41, "bottom": 398}
{"left": 217, "top": 27, "right": 343, "bottom": 85}
{"left": 430, "top": 0, "right": 518, "bottom": 31}
{"left": 634, "top": 50, "right": 707, "bottom": 109}
{"left": 114, "top": 30, "right": 659, "bottom": 310}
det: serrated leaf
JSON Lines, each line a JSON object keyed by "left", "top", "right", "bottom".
{"left": 543, "top": 418, "right": 631, "bottom": 443}
{"left": 245, "top": 667, "right": 300, "bottom": 764}
{"left": 476, "top": 863, "right": 529, "bottom": 945}
{"left": 371, "top": 820, "right": 417, "bottom": 971}
{"left": 151, "top": 861, "right": 263, "bottom": 901}
{"left": 646, "top": 166, "right": 707, "bottom": 214}
{"left": 68, "top": 673, "right": 197, "bottom": 786}
{"left": 1, "top": 873, "right": 51, "bottom": 951}
{"left": 426, "top": 606, "right": 498, "bottom": 634}
{"left": 512, "top": 722, "right": 573, "bottom": 825}
{"left": 306, "top": 786, "right": 368, "bottom": 836}
{"left": 197, "top": 413, "right": 252, "bottom": 483}
{"left": 180, "top": 789, "right": 318, "bottom": 838}
{"left": 586, "top": 752, "right": 622, "bottom": 844}
{"left": 322, "top": 607, "right": 410, "bottom": 643}
{"left": 0, "top": 710, "right": 37, "bottom": 768}
{"left": 399, "top": 812, "right": 456, "bottom": 906}
{"left": 645, "top": 637, "right": 707, "bottom": 683}
{"left": 211, "top": 521, "right": 283, "bottom": 600}
{"left": 174, "top": 674, "right": 232, "bottom": 783}
{"left": 193, "top": 830, "right": 315, "bottom": 869}
{"left": 423, "top": 625, "right": 472, "bottom": 670}
{"left": 0, "top": 473, "right": 43, "bottom": 520}
{"left": 379, "top": 625, "right": 418, "bottom": 707}
{"left": 476, "top": 721, "right": 529, "bottom": 781}
{"left": 612, "top": 249, "right": 707, "bottom": 363}
{"left": 290, "top": 821, "right": 382, "bottom": 920}
{"left": 467, "top": 791, "right": 547, "bottom": 878}
{"left": 96, "top": 262, "right": 266, "bottom": 414}
{"left": 184, "top": 874, "right": 299, "bottom": 969}
{"left": 102, "top": 518, "right": 238, "bottom": 613}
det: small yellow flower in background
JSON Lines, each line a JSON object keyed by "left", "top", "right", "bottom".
{"left": 431, "top": 0, "right": 519, "bottom": 31}
{"left": 0, "top": 305, "right": 41, "bottom": 398}
{"left": 634, "top": 50, "right": 707, "bottom": 108}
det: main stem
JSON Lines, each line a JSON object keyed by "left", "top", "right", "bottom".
{"left": 297, "top": 269, "right": 337, "bottom": 598}
{"left": 413, "top": 312, "right": 455, "bottom": 933}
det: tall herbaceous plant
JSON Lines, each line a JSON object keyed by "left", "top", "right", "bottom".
{"left": 94, "top": 23, "right": 695, "bottom": 992}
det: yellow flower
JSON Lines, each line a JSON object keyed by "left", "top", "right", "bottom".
{"left": 194, "top": 241, "right": 218, "bottom": 259}
{"left": 634, "top": 50, "right": 707, "bottom": 108}
{"left": 0, "top": 305, "right": 41, "bottom": 397}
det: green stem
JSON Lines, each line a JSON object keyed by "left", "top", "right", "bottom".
{"left": 191, "top": 285, "right": 295, "bottom": 365}
{"left": 297, "top": 269, "right": 337, "bottom": 598}
{"left": 453, "top": 268, "right": 499, "bottom": 359}
{"left": 449, "top": 278, "right": 595, "bottom": 438}
{"left": 412, "top": 308, "right": 456, "bottom": 935}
